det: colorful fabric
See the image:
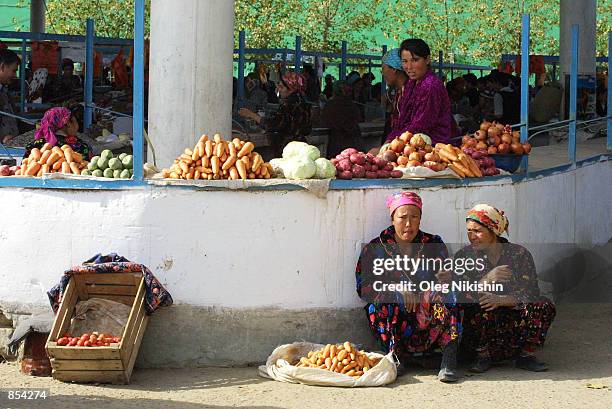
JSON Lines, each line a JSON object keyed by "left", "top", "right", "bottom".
{"left": 382, "top": 48, "right": 402, "bottom": 71}
{"left": 385, "top": 70, "right": 453, "bottom": 145}
{"left": 281, "top": 71, "right": 306, "bottom": 93}
{"left": 454, "top": 237, "right": 555, "bottom": 361}
{"left": 356, "top": 226, "right": 461, "bottom": 358}
{"left": 466, "top": 203, "right": 509, "bottom": 236}
{"left": 461, "top": 300, "right": 556, "bottom": 361}
{"left": 386, "top": 191, "right": 423, "bottom": 216}
{"left": 28, "top": 68, "right": 48, "bottom": 98}
{"left": 34, "top": 107, "right": 71, "bottom": 146}
{"left": 47, "top": 253, "right": 173, "bottom": 315}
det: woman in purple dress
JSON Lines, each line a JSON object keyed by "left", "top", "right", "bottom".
{"left": 385, "top": 39, "right": 457, "bottom": 145}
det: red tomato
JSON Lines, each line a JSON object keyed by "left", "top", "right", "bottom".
{"left": 89, "top": 335, "right": 98, "bottom": 343}
{"left": 57, "top": 337, "right": 69, "bottom": 346}
{"left": 80, "top": 333, "right": 90, "bottom": 341}
{"left": 69, "top": 339, "right": 78, "bottom": 346}
{"left": 96, "top": 341, "right": 104, "bottom": 347}
{"left": 84, "top": 341, "right": 92, "bottom": 347}
{"left": 77, "top": 339, "right": 85, "bottom": 347}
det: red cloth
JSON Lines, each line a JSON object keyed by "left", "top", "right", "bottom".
{"left": 112, "top": 49, "right": 129, "bottom": 88}
{"left": 31, "top": 41, "right": 59, "bottom": 75}
{"left": 515, "top": 55, "right": 545, "bottom": 75}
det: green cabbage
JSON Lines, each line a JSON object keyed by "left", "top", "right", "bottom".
{"left": 269, "top": 158, "right": 286, "bottom": 178}
{"left": 282, "top": 141, "right": 320, "bottom": 161}
{"left": 314, "top": 158, "right": 336, "bottom": 179}
{"left": 283, "top": 158, "right": 316, "bottom": 180}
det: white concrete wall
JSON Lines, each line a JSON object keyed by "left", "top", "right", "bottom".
{"left": 1, "top": 161, "right": 610, "bottom": 313}
{"left": 148, "top": 0, "right": 234, "bottom": 167}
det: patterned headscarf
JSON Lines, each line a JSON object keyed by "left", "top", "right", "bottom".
{"left": 466, "top": 204, "right": 509, "bottom": 236}
{"left": 35, "top": 107, "right": 71, "bottom": 146}
{"left": 386, "top": 191, "right": 423, "bottom": 216}
{"left": 382, "top": 48, "right": 402, "bottom": 71}
{"left": 280, "top": 71, "right": 306, "bottom": 93}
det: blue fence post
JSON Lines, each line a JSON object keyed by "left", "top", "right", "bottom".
{"left": 607, "top": 31, "right": 611, "bottom": 151}
{"left": 520, "top": 13, "right": 530, "bottom": 172}
{"left": 568, "top": 24, "right": 579, "bottom": 164}
{"left": 295, "top": 36, "right": 302, "bottom": 73}
{"left": 340, "top": 40, "right": 347, "bottom": 80}
{"left": 237, "top": 30, "right": 246, "bottom": 103}
{"left": 438, "top": 50, "right": 443, "bottom": 78}
{"left": 84, "top": 18, "right": 94, "bottom": 130}
{"left": 381, "top": 45, "right": 387, "bottom": 100}
{"left": 132, "top": 0, "right": 145, "bottom": 180}
{"left": 19, "top": 39, "right": 26, "bottom": 113}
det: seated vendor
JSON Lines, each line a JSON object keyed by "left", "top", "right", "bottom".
{"left": 238, "top": 71, "right": 311, "bottom": 159}
{"left": 0, "top": 49, "right": 20, "bottom": 145}
{"left": 355, "top": 192, "right": 461, "bottom": 382}
{"left": 320, "top": 80, "right": 362, "bottom": 157}
{"left": 455, "top": 204, "right": 556, "bottom": 373}
{"left": 385, "top": 39, "right": 455, "bottom": 145}
{"left": 44, "top": 58, "right": 82, "bottom": 104}
{"left": 24, "top": 107, "right": 92, "bottom": 160}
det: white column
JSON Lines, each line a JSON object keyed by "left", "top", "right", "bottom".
{"left": 559, "top": 0, "right": 597, "bottom": 116}
{"left": 148, "top": 0, "right": 234, "bottom": 167}
{"left": 30, "top": 0, "right": 46, "bottom": 33}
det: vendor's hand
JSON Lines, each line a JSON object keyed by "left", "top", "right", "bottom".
{"left": 479, "top": 293, "right": 506, "bottom": 311}
{"left": 239, "top": 108, "right": 257, "bottom": 121}
{"left": 435, "top": 270, "right": 453, "bottom": 284}
{"left": 484, "top": 265, "right": 512, "bottom": 283}
{"left": 402, "top": 291, "right": 420, "bottom": 313}
{"left": 2, "top": 135, "right": 15, "bottom": 145}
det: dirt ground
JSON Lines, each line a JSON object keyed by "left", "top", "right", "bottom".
{"left": 1, "top": 303, "right": 611, "bottom": 409}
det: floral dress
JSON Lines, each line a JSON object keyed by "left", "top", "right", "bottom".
{"left": 356, "top": 226, "right": 461, "bottom": 361}
{"left": 455, "top": 238, "right": 556, "bottom": 361}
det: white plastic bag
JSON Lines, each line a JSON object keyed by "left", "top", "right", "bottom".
{"left": 258, "top": 342, "right": 397, "bottom": 387}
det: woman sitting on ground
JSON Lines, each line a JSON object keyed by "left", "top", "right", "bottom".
{"left": 455, "top": 204, "right": 556, "bottom": 373}
{"left": 355, "top": 192, "right": 461, "bottom": 382}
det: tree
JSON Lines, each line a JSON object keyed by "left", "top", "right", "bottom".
{"left": 44, "top": 0, "right": 151, "bottom": 38}
{"left": 596, "top": 0, "right": 611, "bottom": 58}
{"left": 234, "top": 0, "right": 302, "bottom": 49}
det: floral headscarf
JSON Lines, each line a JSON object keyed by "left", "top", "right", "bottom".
{"left": 35, "top": 107, "right": 71, "bottom": 146}
{"left": 280, "top": 71, "right": 306, "bottom": 93}
{"left": 466, "top": 204, "right": 509, "bottom": 236}
{"left": 386, "top": 191, "right": 423, "bottom": 216}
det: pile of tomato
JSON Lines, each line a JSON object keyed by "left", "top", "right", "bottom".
{"left": 55, "top": 332, "right": 121, "bottom": 347}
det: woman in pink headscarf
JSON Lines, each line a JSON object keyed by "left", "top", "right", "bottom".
{"left": 239, "top": 71, "right": 311, "bottom": 158}
{"left": 24, "top": 106, "right": 92, "bottom": 159}
{"left": 355, "top": 191, "right": 461, "bottom": 382}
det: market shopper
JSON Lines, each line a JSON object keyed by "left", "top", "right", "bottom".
{"left": 238, "top": 71, "right": 311, "bottom": 159}
{"left": 455, "top": 204, "right": 556, "bottom": 373}
{"left": 355, "top": 192, "right": 461, "bottom": 382}
{"left": 385, "top": 39, "right": 455, "bottom": 144}
{"left": 320, "top": 80, "right": 362, "bottom": 157}
{"left": 380, "top": 48, "right": 408, "bottom": 145}
{"left": 24, "top": 106, "right": 92, "bottom": 160}
{"left": 0, "top": 49, "right": 20, "bottom": 145}
{"left": 44, "top": 58, "right": 82, "bottom": 103}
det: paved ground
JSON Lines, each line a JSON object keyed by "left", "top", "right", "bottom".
{"left": 527, "top": 133, "right": 608, "bottom": 171}
{"left": 1, "top": 303, "right": 611, "bottom": 409}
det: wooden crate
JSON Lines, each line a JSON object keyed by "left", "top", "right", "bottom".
{"left": 45, "top": 273, "right": 149, "bottom": 384}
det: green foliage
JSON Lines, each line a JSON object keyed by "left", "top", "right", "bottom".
{"left": 30, "top": 0, "right": 612, "bottom": 65}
